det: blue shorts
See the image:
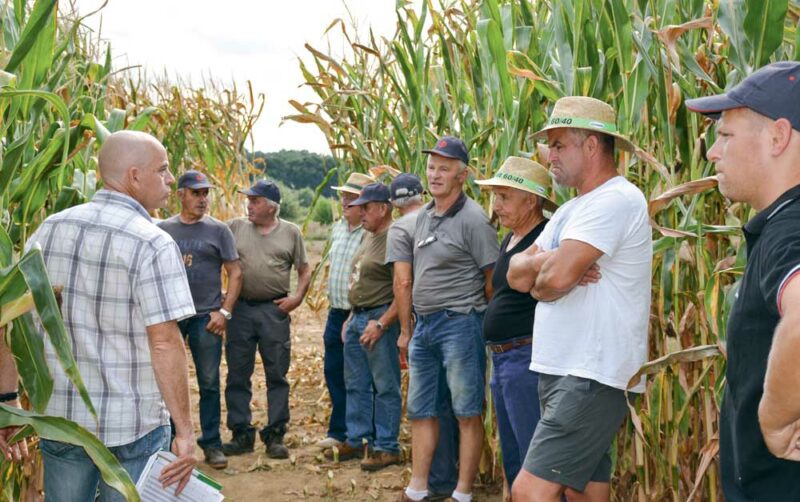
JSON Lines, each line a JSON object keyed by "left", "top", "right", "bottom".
{"left": 407, "top": 309, "right": 486, "bottom": 419}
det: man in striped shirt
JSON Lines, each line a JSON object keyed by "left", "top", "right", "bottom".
{"left": 2, "top": 131, "right": 197, "bottom": 501}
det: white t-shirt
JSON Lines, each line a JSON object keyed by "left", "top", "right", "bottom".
{"left": 531, "top": 176, "right": 652, "bottom": 392}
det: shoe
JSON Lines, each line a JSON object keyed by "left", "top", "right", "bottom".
{"left": 427, "top": 495, "right": 452, "bottom": 502}
{"left": 203, "top": 447, "right": 228, "bottom": 470}
{"left": 221, "top": 430, "right": 255, "bottom": 456}
{"left": 360, "top": 451, "right": 403, "bottom": 471}
{"left": 323, "top": 442, "right": 363, "bottom": 461}
{"left": 314, "top": 437, "right": 343, "bottom": 449}
{"left": 260, "top": 427, "right": 290, "bottom": 459}
{"left": 396, "top": 492, "right": 429, "bottom": 501}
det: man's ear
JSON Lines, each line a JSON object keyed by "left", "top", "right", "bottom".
{"left": 770, "top": 118, "right": 794, "bottom": 157}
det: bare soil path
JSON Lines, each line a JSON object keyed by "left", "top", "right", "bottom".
{"left": 186, "top": 240, "right": 503, "bottom": 501}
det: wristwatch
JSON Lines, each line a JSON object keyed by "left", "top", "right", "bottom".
{"left": 376, "top": 321, "right": 385, "bottom": 331}
{"left": 219, "top": 308, "right": 232, "bottom": 320}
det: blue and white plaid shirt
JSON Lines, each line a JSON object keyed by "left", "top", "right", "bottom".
{"left": 26, "top": 189, "right": 195, "bottom": 446}
{"left": 327, "top": 218, "right": 364, "bottom": 309}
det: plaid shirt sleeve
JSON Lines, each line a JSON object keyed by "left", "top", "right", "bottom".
{"left": 135, "top": 238, "right": 196, "bottom": 326}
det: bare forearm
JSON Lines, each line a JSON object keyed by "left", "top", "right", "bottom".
{"left": 0, "top": 332, "right": 19, "bottom": 394}
{"left": 148, "top": 322, "right": 193, "bottom": 436}
{"left": 293, "top": 265, "right": 312, "bottom": 300}
{"left": 760, "top": 313, "right": 800, "bottom": 433}
{"left": 222, "top": 262, "right": 242, "bottom": 312}
{"left": 379, "top": 300, "right": 399, "bottom": 327}
{"left": 532, "top": 252, "right": 577, "bottom": 301}
{"left": 394, "top": 277, "right": 413, "bottom": 334}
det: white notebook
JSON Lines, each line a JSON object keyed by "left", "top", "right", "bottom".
{"left": 135, "top": 451, "right": 224, "bottom": 502}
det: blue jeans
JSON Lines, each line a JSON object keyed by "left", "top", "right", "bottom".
{"left": 490, "top": 341, "right": 540, "bottom": 485}
{"left": 408, "top": 309, "right": 486, "bottom": 419}
{"left": 178, "top": 314, "right": 223, "bottom": 448}
{"left": 429, "top": 374, "right": 459, "bottom": 495}
{"left": 41, "top": 425, "right": 170, "bottom": 502}
{"left": 343, "top": 305, "right": 402, "bottom": 454}
{"left": 323, "top": 308, "right": 350, "bottom": 441}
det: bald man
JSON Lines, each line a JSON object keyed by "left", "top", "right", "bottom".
{"left": 0, "top": 131, "right": 198, "bottom": 501}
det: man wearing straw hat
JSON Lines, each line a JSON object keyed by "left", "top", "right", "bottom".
{"left": 508, "top": 97, "right": 652, "bottom": 502}
{"left": 686, "top": 61, "right": 800, "bottom": 501}
{"left": 474, "top": 157, "right": 559, "bottom": 493}
{"left": 314, "top": 172, "right": 374, "bottom": 451}
{"left": 399, "top": 136, "right": 500, "bottom": 502}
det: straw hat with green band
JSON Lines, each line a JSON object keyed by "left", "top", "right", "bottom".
{"left": 476, "top": 156, "right": 559, "bottom": 212}
{"left": 332, "top": 172, "right": 376, "bottom": 195}
{"left": 531, "top": 96, "right": 638, "bottom": 153}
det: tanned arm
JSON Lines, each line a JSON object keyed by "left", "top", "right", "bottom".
{"left": 393, "top": 261, "right": 414, "bottom": 359}
{"left": 275, "top": 262, "right": 312, "bottom": 313}
{"left": 206, "top": 259, "right": 242, "bottom": 335}
{"left": 531, "top": 240, "right": 604, "bottom": 301}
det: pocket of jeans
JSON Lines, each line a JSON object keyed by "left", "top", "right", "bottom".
{"left": 40, "top": 439, "right": 75, "bottom": 457}
{"left": 443, "top": 309, "right": 467, "bottom": 319}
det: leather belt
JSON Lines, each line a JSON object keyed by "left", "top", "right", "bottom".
{"left": 239, "top": 294, "right": 287, "bottom": 305}
{"left": 488, "top": 337, "right": 532, "bottom": 353}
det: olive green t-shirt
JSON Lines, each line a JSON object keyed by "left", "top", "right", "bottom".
{"left": 228, "top": 217, "right": 308, "bottom": 300}
{"left": 348, "top": 229, "right": 393, "bottom": 308}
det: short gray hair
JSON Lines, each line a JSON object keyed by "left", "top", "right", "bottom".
{"left": 392, "top": 194, "right": 423, "bottom": 209}
{"left": 266, "top": 197, "right": 281, "bottom": 217}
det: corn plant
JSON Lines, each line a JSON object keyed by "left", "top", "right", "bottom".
{"left": 288, "top": 0, "right": 799, "bottom": 499}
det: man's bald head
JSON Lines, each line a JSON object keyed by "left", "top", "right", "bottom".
{"left": 98, "top": 131, "right": 165, "bottom": 186}
{"left": 97, "top": 131, "right": 174, "bottom": 212}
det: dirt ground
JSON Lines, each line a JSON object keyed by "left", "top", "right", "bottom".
{"left": 186, "top": 240, "right": 504, "bottom": 501}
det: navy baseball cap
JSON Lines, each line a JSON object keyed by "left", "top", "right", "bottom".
{"left": 390, "top": 173, "right": 424, "bottom": 200}
{"left": 422, "top": 136, "right": 469, "bottom": 165}
{"left": 348, "top": 182, "right": 391, "bottom": 206}
{"left": 686, "top": 61, "right": 800, "bottom": 131}
{"left": 177, "top": 170, "right": 214, "bottom": 189}
{"left": 238, "top": 179, "right": 281, "bottom": 204}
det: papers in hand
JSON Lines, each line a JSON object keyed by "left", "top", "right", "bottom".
{"left": 136, "top": 451, "right": 224, "bottom": 502}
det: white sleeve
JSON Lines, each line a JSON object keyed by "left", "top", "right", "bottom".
{"left": 560, "top": 190, "right": 631, "bottom": 257}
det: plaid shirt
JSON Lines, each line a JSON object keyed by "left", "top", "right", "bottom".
{"left": 26, "top": 190, "right": 195, "bottom": 446}
{"left": 327, "top": 218, "right": 364, "bottom": 309}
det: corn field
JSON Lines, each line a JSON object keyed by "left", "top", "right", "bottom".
{"left": 287, "top": 0, "right": 800, "bottom": 500}
{"left": 0, "top": 1, "right": 263, "bottom": 500}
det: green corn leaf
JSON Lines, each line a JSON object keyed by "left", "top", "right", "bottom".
{"left": 743, "top": 0, "right": 790, "bottom": 67}
{"left": 8, "top": 314, "right": 52, "bottom": 413}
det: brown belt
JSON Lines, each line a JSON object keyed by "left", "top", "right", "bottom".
{"left": 488, "top": 337, "right": 532, "bottom": 353}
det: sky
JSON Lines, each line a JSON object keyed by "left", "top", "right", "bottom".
{"left": 72, "top": 0, "right": 405, "bottom": 154}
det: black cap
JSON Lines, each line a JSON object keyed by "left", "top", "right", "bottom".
{"left": 177, "top": 170, "right": 214, "bottom": 189}
{"left": 348, "top": 183, "right": 391, "bottom": 206}
{"left": 686, "top": 61, "right": 800, "bottom": 131}
{"left": 422, "top": 136, "right": 469, "bottom": 165}
{"left": 238, "top": 179, "right": 281, "bottom": 204}
{"left": 390, "top": 173, "right": 424, "bottom": 200}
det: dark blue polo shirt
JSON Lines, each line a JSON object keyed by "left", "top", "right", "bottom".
{"left": 721, "top": 184, "right": 800, "bottom": 501}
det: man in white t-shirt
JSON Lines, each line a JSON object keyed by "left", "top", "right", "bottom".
{"left": 508, "top": 96, "right": 652, "bottom": 502}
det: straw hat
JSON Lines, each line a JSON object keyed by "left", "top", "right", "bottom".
{"left": 531, "top": 96, "right": 637, "bottom": 153}
{"left": 331, "top": 172, "right": 376, "bottom": 195}
{"left": 476, "top": 156, "right": 558, "bottom": 212}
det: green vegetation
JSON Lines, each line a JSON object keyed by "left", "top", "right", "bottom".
{"left": 288, "top": 0, "right": 800, "bottom": 498}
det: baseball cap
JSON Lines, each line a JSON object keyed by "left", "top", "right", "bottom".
{"left": 422, "top": 136, "right": 469, "bottom": 165}
{"left": 238, "top": 179, "right": 281, "bottom": 204}
{"left": 348, "top": 183, "right": 391, "bottom": 206}
{"left": 685, "top": 61, "right": 800, "bottom": 131}
{"left": 390, "top": 173, "right": 424, "bottom": 200}
{"left": 177, "top": 170, "right": 214, "bottom": 189}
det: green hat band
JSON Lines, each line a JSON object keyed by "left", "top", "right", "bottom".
{"left": 344, "top": 182, "right": 365, "bottom": 191}
{"left": 546, "top": 116, "right": 617, "bottom": 134}
{"left": 494, "top": 172, "right": 548, "bottom": 196}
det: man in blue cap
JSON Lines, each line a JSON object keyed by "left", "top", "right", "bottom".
{"left": 323, "top": 182, "right": 403, "bottom": 471}
{"left": 158, "top": 170, "right": 243, "bottom": 469}
{"left": 686, "top": 61, "right": 800, "bottom": 500}
{"left": 387, "top": 173, "right": 460, "bottom": 500}
{"left": 223, "top": 180, "right": 311, "bottom": 459}
{"left": 399, "top": 137, "right": 499, "bottom": 502}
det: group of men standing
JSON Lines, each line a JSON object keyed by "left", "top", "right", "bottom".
{"left": 1, "top": 61, "right": 800, "bottom": 502}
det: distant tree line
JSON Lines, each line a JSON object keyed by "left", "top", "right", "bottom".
{"left": 250, "top": 149, "right": 336, "bottom": 198}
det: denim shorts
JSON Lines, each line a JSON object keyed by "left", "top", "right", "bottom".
{"left": 407, "top": 309, "right": 486, "bottom": 419}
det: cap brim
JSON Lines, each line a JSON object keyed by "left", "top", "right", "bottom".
{"left": 238, "top": 188, "right": 260, "bottom": 196}
{"left": 685, "top": 93, "right": 744, "bottom": 119}
{"left": 181, "top": 182, "right": 214, "bottom": 189}
{"left": 422, "top": 148, "right": 461, "bottom": 161}
{"left": 476, "top": 179, "right": 559, "bottom": 212}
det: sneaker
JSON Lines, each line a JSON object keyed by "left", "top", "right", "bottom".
{"left": 314, "top": 437, "right": 343, "bottom": 450}
{"left": 396, "top": 492, "right": 429, "bottom": 502}
{"left": 221, "top": 431, "right": 255, "bottom": 456}
{"left": 203, "top": 447, "right": 228, "bottom": 470}
{"left": 360, "top": 451, "right": 403, "bottom": 471}
{"left": 323, "top": 442, "right": 363, "bottom": 461}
